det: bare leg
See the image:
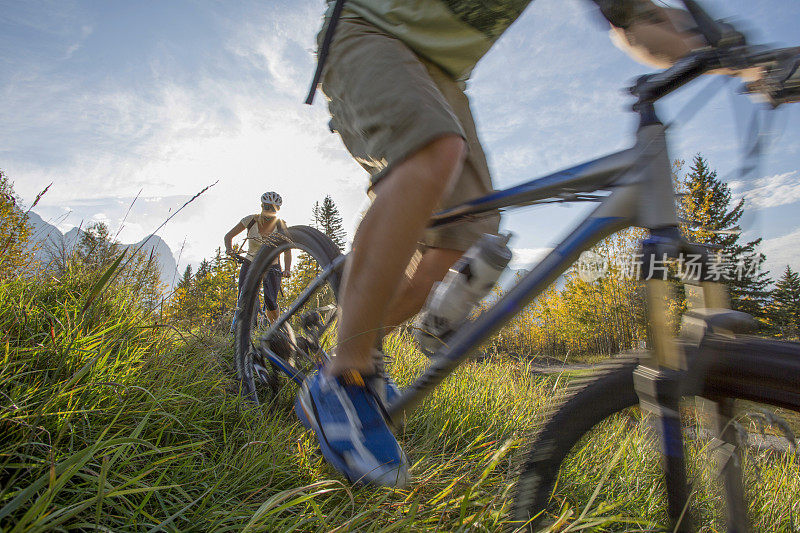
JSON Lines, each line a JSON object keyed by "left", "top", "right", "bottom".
{"left": 383, "top": 247, "right": 463, "bottom": 332}
{"left": 327, "top": 135, "right": 466, "bottom": 376}
{"left": 266, "top": 308, "right": 279, "bottom": 323}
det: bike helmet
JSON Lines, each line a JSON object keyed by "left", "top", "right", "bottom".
{"left": 261, "top": 191, "right": 282, "bottom": 209}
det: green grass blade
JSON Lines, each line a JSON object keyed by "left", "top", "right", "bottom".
{"left": 81, "top": 249, "right": 127, "bottom": 313}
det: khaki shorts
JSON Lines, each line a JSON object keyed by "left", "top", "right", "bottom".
{"left": 320, "top": 16, "right": 500, "bottom": 252}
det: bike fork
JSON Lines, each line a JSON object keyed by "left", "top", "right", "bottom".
{"left": 710, "top": 398, "right": 749, "bottom": 532}
{"left": 634, "top": 234, "right": 693, "bottom": 531}
{"left": 634, "top": 362, "right": 693, "bottom": 532}
{"left": 636, "top": 247, "right": 749, "bottom": 532}
{"left": 700, "top": 281, "right": 749, "bottom": 532}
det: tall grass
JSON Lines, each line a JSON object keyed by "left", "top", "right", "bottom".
{"left": 2, "top": 270, "right": 798, "bottom": 531}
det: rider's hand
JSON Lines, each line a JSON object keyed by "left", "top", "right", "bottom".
{"left": 226, "top": 248, "right": 234, "bottom": 257}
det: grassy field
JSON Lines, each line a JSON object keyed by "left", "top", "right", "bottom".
{"left": 2, "top": 274, "right": 799, "bottom": 532}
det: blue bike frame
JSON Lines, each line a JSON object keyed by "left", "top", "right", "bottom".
{"left": 387, "top": 106, "right": 678, "bottom": 421}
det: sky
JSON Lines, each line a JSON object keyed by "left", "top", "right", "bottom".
{"left": 3, "top": 0, "right": 800, "bottom": 279}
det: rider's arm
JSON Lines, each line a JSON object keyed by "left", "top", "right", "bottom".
{"left": 590, "top": 0, "right": 707, "bottom": 68}
{"left": 282, "top": 249, "right": 292, "bottom": 276}
{"left": 224, "top": 222, "right": 245, "bottom": 254}
{"left": 593, "top": 1, "right": 762, "bottom": 81}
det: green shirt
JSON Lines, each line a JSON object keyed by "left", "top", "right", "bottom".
{"left": 330, "top": 0, "right": 533, "bottom": 81}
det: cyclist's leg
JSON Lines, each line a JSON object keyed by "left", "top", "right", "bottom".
{"left": 381, "top": 58, "right": 501, "bottom": 333}
{"left": 383, "top": 247, "right": 462, "bottom": 332}
{"left": 263, "top": 264, "right": 281, "bottom": 323}
{"left": 297, "top": 16, "right": 466, "bottom": 487}
{"left": 330, "top": 136, "right": 465, "bottom": 376}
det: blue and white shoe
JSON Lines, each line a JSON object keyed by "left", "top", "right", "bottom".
{"left": 295, "top": 370, "right": 409, "bottom": 487}
{"left": 296, "top": 374, "right": 399, "bottom": 429}
{"left": 295, "top": 373, "right": 400, "bottom": 425}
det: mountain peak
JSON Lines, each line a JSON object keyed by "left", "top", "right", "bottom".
{"left": 26, "top": 212, "right": 178, "bottom": 288}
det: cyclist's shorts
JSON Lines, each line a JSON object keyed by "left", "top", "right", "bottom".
{"left": 239, "top": 261, "right": 282, "bottom": 312}
{"left": 263, "top": 264, "right": 282, "bottom": 311}
{"left": 320, "top": 16, "right": 500, "bottom": 252}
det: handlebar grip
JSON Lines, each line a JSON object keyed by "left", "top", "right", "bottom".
{"left": 777, "top": 63, "right": 800, "bottom": 104}
{"left": 630, "top": 49, "right": 719, "bottom": 102}
{"left": 745, "top": 50, "right": 800, "bottom": 107}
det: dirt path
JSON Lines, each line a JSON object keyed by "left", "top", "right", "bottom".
{"left": 523, "top": 355, "right": 595, "bottom": 375}
{"left": 528, "top": 361, "right": 592, "bottom": 375}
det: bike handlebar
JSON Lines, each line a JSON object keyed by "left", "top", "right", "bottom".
{"left": 630, "top": 49, "right": 719, "bottom": 103}
{"left": 630, "top": 45, "right": 800, "bottom": 108}
{"left": 626, "top": 0, "right": 799, "bottom": 108}
{"left": 228, "top": 252, "right": 248, "bottom": 264}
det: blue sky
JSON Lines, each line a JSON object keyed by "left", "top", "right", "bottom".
{"left": 3, "top": 0, "right": 800, "bottom": 278}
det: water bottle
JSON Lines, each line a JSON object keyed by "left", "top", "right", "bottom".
{"left": 415, "top": 233, "right": 512, "bottom": 355}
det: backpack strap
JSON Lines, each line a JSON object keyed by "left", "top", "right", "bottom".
{"left": 246, "top": 217, "right": 257, "bottom": 231}
{"left": 305, "top": 0, "right": 347, "bottom": 105}
{"left": 276, "top": 219, "right": 289, "bottom": 236}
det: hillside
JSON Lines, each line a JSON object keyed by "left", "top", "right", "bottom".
{"left": 26, "top": 210, "right": 178, "bottom": 288}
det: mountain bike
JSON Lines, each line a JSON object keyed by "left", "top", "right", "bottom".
{"left": 234, "top": 2, "right": 800, "bottom": 529}
{"left": 235, "top": 226, "right": 342, "bottom": 394}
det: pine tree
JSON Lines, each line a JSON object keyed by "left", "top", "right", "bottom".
{"left": 681, "top": 156, "right": 741, "bottom": 248}
{"left": 196, "top": 259, "right": 211, "bottom": 279}
{"left": 680, "top": 155, "right": 770, "bottom": 320}
{"left": 178, "top": 265, "right": 193, "bottom": 290}
{"left": 312, "top": 195, "right": 346, "bottom": 251}
{"left": 277, "top": 196, "right": 345, "bottom": 311}
{"left": 77, "top": 222, "right": 121, "bottom": 271}
{"left": 771, "top": 266, "right": 800, "bottom": 339}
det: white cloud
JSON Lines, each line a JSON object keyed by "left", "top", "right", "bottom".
{"left": 730, "top": 171, "right": 800, "bottom": 209}
{"left": 8, "top": 1, "right": 372, "bottom": 266}
{"left": 510, "top": 247, "right": 552, "bottom": 271}
{"left": 90, "top": 212, "right": 110, "bottom": 225}
{"left": 761, "top": 228, "right": 800, "bottom": 277}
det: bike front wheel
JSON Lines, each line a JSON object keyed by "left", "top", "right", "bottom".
{"left": 511, "top": 336, "right": 800, "bottom": 532}
{"left": 235, "top": 225, "right": 343, "bottom": 406}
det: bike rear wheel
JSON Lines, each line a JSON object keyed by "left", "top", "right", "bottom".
{"left": 235, "top": 225, "right": 343, "bottom": 405}
{"left": 511, "top": 336, "right": 800, "bottom": 531}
